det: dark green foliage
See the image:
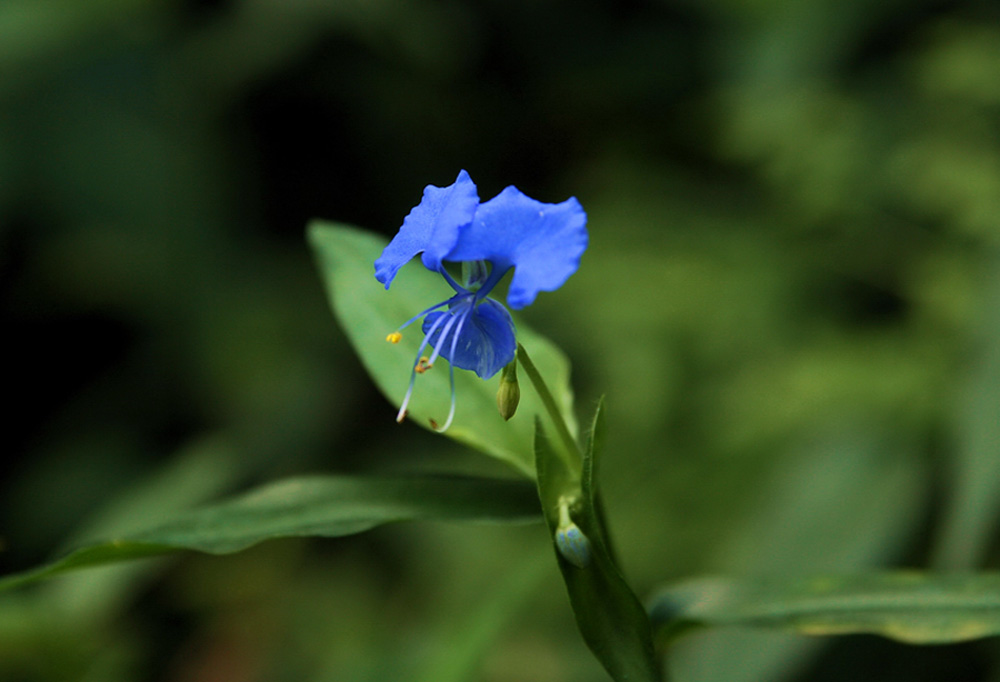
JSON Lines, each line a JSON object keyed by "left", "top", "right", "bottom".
{"left": 3, "top": 1, "right": 1000, "bottom": 680}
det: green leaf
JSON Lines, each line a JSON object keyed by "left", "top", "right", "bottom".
{"left": 42, "top": 435, "right": 242, "bottom": 622}
{"left": 932, "top": 262, "right": 1000, "bottom": 568}
{"left": 0, "top": 474, "right": 541, "bottom": 592}
{"left": 415, "top": 548, "right": 551, "bottom": 682}
{"left": 666, "top": 428, "right": 928, "bottom": 682}
{"left": 536, "top": 400, "right": 663, "bottom": 682}
{"left": 650, "top": 573, "right": 1000, "bottom": 645}
{"left": 308, "top": 221, "right": 576, "bottom": 478}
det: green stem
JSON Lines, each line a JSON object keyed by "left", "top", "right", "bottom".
{"left": 516, "top": 343, "right": 581, "bottom": 473}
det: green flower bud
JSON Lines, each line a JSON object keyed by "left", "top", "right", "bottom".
{"left": 496, "top": 358, "right": 520, "bottom": 421}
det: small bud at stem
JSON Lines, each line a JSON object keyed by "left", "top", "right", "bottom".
{"left": 555, "top": 496, "right": 591, "bottom": 569}
{"left": 496, "top": 358, "right": 520, "bottom": 421}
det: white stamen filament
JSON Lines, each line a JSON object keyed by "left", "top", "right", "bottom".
{"left": 437, "top": 302, "right": 475, "bottom": 432}
{"left": 395, "top": 309, "right": 452, "bottom": 422}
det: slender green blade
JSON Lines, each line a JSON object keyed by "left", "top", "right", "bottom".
{"left": 415, "top": 549, "right": 551, "bottom": 682}
{"left": 933, "top": 262, "right": 1000, "bottom": 568}
{"left": 666, "top": 429, "right": 927, "bottom": 682}
{"left": 536, "top": 400, "right": 663, "bottom": 682}
{"left": 0, "top": 474, "right": 541, "bottom": 592}
{"left": 308, "top": 221, "right": 575, "bottom": 477}
{"left": 650, "top": 573, "right": 1000, "bottom": 644}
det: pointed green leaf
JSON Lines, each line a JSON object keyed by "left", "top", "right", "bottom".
{"left": 536, "top": 400, "right": 662, "bottom": 682}
{"left": 308, "top": 221, "right": 575, "bottom": 477}
{"left": 0, "top": 474, "right": 541, "bottom": 592}
{"left": 650, "top": 573, "right": 1000, "bottom": 644}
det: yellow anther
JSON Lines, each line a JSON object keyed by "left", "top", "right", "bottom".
{"left": 386, "top": 331, "right": 403, "bottom": 344}
{"left": 414, "top": 356, "right": 432, "bottom": 374}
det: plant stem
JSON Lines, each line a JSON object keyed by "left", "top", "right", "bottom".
{"left": 516, "top": 343, "right": 581, "bottom": 473}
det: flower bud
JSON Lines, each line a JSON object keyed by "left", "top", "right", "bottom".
{"left": 555, "top": 496, "right": 591, "bottom": 569}
{"left": 496, "top": 359, "right": 520, "bottom": 421}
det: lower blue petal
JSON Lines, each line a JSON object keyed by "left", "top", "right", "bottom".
{"left": 422, "top": 299, "right": 516, "bottom": 379}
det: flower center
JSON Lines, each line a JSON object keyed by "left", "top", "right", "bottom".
{"left": 462, "top": 260, "right": 490, "bottom": 291}
{"left": 385, "top": 287, "right": 477, "bottom": 432}
{"left": 384, "top": 260, "right": 513, "bottom": 432}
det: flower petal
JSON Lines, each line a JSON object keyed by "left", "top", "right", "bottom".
{"left": 422, "top": 299, "right": 516, "bottom": 379}
{"left": 446, "top": 186, "right": 588, "bottom": 309}
{"left": 374, "top": 170, "right": 479, "bottom": 288}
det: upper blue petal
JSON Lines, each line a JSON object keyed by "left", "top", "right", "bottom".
{"left": 374, "top": 170, "right": 479, "bottom": 288}
{"left": 422, "top": 299, "right": 516, "bottom": 379}
{"left": 445, "top": 186, "right": 588, "bottom": 309}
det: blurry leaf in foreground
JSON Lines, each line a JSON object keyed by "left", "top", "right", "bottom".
{"left": 667, "top": 427, "right": 927, "bottom": 682}
{"left": 535, "top": 401, "right": 662, "bottom": 682}
{"left": 415, "top": 548, "right": 551, "bottom": 682}
{"left": 650, "top": 573, "right": 1000, "bottom": 645}
{"left": 932, "top": 261, "right": 1000, "bottom": 569}
{"left": 41, "top": 435, "right": 241, "bottom": 622}
{"left": 0, "top": 474, "right": 541, "bottom": 592}
{"left": 308, "top": 221, "right": 576, "bottom": 477}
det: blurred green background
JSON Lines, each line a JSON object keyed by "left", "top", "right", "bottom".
{"left": 3, "top": 0, "right": 1000, "bottom": 680}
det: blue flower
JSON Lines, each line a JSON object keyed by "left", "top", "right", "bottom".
{"left": 375, "top": 170, "right": 587, "bottom": 430}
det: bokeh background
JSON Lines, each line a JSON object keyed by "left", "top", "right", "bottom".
{"left": 3, "top": 0, "right": 1000, "bottom": 680}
